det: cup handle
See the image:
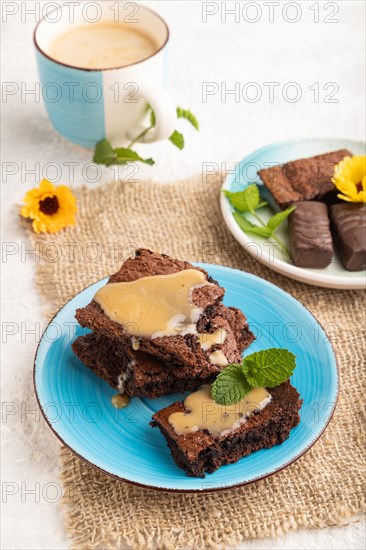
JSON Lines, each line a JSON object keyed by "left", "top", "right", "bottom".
{"left": 128, "top": 82, "right": 177, "bottom": 143}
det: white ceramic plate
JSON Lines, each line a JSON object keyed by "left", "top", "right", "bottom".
{"left": 221, "top": 138, "right": 365, "bottom": 289}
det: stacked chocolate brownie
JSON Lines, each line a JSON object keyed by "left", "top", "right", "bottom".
{"left": 73, "top": 249, "right": 303, "bottom": 477}
{"left": 73, "top": 249, "right": 255, "bottom": 398}
{"left": 258, "top": 150, "right": 366, "bottom": 271}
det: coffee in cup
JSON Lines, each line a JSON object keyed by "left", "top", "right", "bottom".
{"left": 48, "top": 22, "right": 159, "bottom": 70}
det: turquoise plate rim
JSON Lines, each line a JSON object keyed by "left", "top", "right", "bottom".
{"left": 33, "top": 264, "right": 339, "bottom": 493}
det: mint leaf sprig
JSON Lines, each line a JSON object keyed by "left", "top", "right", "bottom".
{"left": 93, "top": 139, "right": 155, "bottom": 166}
{"left": 93, "top": 106, "right": 199, "bottom": 166}
{"left": 211, "top": 348, "right": 296, "bottom": 405}
{"left": 224, "top": 184, "right": 295, "bottom": 259}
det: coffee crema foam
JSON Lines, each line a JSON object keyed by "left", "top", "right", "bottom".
{"left": 48, "top": 23, "right": 158, "bottom": 69}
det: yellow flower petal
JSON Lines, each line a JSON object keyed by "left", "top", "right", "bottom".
{"left": 337, "top": 193, "right": 354, "bottom": 202}
{"left": 39, "top": 179, "right": 57, "bottom": 194}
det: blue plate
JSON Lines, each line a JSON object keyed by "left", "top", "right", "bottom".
{"left": 34, "top": 264, "right": 338, "bottom": 492}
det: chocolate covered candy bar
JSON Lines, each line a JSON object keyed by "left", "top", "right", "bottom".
{"left": 330, "top": 203, "right": 366, "bottom": 271}
{"left": 289, "top": 202, "right": 333, "bottom": 268}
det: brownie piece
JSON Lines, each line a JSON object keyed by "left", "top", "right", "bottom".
{"left": 221, "top": 306, "right": 255, "bottom": 356}
{"left": 289, "top": 201, "right": 333, "bottom": 268}
{"left": 258, "top": 149, "right": 352, "bottom": 209}
{"left": 151, "top": 381, "right": 302, "bottom": 477}
{"left": 330, "top": 203, "right": 366, "bottom": 271}
{"left": 73, "top": 304, "right": 255, "bottom": 397}
{"left": 75, "top": 249, "right": 233, "bottom": 370}
{"left": 72, "top": 333, "right": 215, "bottom": 398}
{"left": 258, "top": 165, "right": 303, "bottom": 209}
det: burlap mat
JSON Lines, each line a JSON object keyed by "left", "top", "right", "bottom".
{"left": 29, "top": 173, "right": 365, "bottom": 549}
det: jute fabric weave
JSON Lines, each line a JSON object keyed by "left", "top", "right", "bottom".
{"left": 29, "top": 173, "right": 365, "bottom": 549}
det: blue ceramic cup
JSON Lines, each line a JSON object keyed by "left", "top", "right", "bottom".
{"left": 34, "top": 2, "right": 176, "bottom": 148}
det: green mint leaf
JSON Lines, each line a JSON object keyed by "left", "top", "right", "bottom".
{"left": 114, "top": 148, "right": 155, "bottom": 166}
{"left": 169, "top": 130, "right": 185, "bottom": 150}
{"left": 257, "top": 201, "right": 268, "bottom": 209}
{"left": 266, "top": 206, "right": 296, "bottom": 232}
{"left": 242, "top": 349, "right": 296, "bottom": 388}
{"left": 211, "top": 364, "right": 253, "bottom": 405}
{"left": 93, "top": 141, "right": 154, "bottom": 166}
{"left": 224, "top": 184, "right": 260, "bottom": 213}
{"left": 176, "top": 107, "right": 199, "bottom": 130}
{"left": 93, "top": 139, "right": 117, "bottom": 166}
{"left": 233, "top": 213, "right": 273, "bottom": 237}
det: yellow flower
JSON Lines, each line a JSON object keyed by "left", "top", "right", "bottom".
{"left": 332, "top": 155, "right": 366, "bottom": 203}
{"left": 20, "top": 179, "right": 77, "bottom": 234}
